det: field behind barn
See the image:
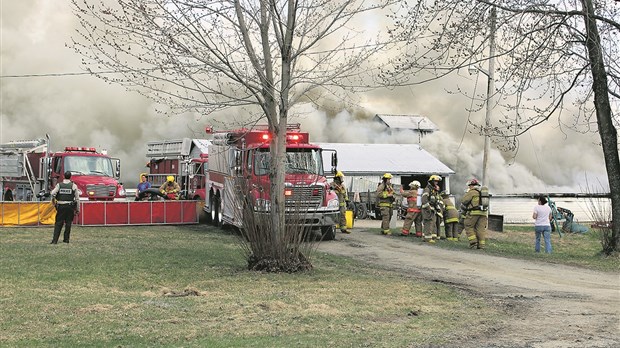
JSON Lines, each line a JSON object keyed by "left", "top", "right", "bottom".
{"left": 0, "top": 223, "right": 616, "bottom": 347}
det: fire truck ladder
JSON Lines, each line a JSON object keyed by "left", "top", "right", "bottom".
{"left": 0, "top": 139, "right": 48, "bottom": 198}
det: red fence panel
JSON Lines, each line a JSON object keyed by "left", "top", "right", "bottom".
{"left": 129, "top": 202, "right": 152, "bottom": 224}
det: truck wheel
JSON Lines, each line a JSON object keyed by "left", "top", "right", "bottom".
{"left": 321, "top": 226, "right": 336, "bottom": 241}
{"left": 355, "top": 203, "right": 368, "bottom": 220}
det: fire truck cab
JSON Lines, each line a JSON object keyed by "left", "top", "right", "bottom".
{"left": 0, "top": 137, "right": 125, "bottom": 201}
{"left": 205, "top": 124, "right": 340, "bottom": 240}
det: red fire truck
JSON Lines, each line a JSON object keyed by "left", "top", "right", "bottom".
{"left": 205, "top": 124, "right": 340, "bottom": 239}
{"left": 0, "top": 137, "right": 125, "bottom": 201}
{"left": 145, "top": 138, "right": 210, "bottom": 200}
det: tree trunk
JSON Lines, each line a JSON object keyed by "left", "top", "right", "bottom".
{"left": 581, "top": 0, "right": 620, "bottom": 253}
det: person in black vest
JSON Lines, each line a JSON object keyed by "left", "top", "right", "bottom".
{"left": 4, "top": 186, "right": 14, "bottom": 201}
{"left": 50, "top": 171, "right": 80, "bottom": 244}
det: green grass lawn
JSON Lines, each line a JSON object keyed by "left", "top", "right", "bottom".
{"left": 1, "top": 224, "right": 500, "bottom": 347}
{"left": 385, "top": 224, "right": 620, "bottom": 273}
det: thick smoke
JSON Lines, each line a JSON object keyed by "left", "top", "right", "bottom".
{"left": 0, "top": 1, "right": 609, "bottom": 192}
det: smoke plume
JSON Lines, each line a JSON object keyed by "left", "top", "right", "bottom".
{"left": 0, "top": 1, "right": 609, "bottom": 193}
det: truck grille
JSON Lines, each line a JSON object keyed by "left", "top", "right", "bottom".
{"left": 285, "top": 185, "right": 323, "bottom": 209}
{"left": 85, "top": 184, "right": 116, "bottom": 198}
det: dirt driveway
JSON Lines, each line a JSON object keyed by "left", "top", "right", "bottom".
{"left": 318, "top": 220, "right": 620, "bottom": 348}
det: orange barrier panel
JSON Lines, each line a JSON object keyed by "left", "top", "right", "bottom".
{"left": 1, "top": 202, "right": 56, "bottom": 226}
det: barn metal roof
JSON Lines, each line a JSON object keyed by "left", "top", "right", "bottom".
{"left": 374, "top": 114, "right": 439, "bottom": 131}
{"left": 318, "top": 143, "right": 454, "bottom": 175}
{"left": 190, "top": 139, "right": 211, "bottom": 155}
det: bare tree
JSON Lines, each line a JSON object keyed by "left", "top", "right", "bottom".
{"left": 71, "top": 0, "right": 398, "bottom": 268}
{"left": 385, "top": 0, "right": 620, "bottom": 254}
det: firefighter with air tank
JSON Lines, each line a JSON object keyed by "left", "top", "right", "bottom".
{"left": 421, "top": 175, "right": 442, "bottom": 243}
{"left": 376, "top": 173, "right": 395, "bottom": 235}
{"left": 460, "top": 178, "right": 489, "bottom": 249}
{"left": 401, "top": 180, "right": 423, "bottom": 237}
{"left": 441, "top": 192, "right": 460, "bottom": 241}
{"left": 330, "top": 171, "right": 350, "bottom": 234}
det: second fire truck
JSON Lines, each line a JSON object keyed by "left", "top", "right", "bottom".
{"left": 205, "top": 124, "right": 340, "bottom": 240}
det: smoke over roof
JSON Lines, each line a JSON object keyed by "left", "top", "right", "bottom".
{"left": 0, "top": 1, "right": 608, "bottom": 193}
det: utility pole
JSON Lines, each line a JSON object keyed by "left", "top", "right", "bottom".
{"left": 482, "top": 7, "right": 496, "bottom": 188}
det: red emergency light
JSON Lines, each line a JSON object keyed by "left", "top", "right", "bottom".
{"left": 65, "top": 146, "right": 97, "bottom": 153}
{"left": 285, "top": 132, "right": 307, "bottom": 143}
{"left": 261, "top": 133, "right": 270, "bottom": 141}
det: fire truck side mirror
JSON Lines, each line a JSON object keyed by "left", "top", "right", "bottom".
{"left": 234, "top": 151, "right": 242, "bottom": 175}
{"left": 112, "top": 158, "right": 121, "bottom": 179}
{"left": 331, "top": 153, "right": 338, "bottom": 173}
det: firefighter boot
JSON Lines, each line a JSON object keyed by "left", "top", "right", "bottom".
{"left": 477, "top": 240, "right": 486, "bottom": 249}
{"left": 341, "top": 229, "right": 351, "bottom": 234}
{"left": 468, "top": 235, "right": 478, "bottom": 249}
{"left": 382, "top": 229, "right": 392, "bottom": 235}
{"left": 415, "top": 231, "right": 423, "bottom": 238}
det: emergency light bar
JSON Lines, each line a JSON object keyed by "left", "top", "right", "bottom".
{"left": 65, "top": 146, "right": 97, "bottom": 152}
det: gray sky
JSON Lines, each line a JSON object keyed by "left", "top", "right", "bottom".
{"left": 0, "top": 0, "right": 610, "bottom": 193}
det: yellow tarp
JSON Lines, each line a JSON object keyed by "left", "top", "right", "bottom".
{"left": 1, "top": 202, "right": 56, "bottom": 226}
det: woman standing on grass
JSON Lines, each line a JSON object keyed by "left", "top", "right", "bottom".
{"left": 533, "top": 196, "right": 553, "bottom": 253}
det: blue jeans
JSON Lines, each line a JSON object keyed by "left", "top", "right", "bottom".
{"left": 535, "top": 225, "right": 552, "bottom": 253}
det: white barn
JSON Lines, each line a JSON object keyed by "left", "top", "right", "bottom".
{"left": 318, "top": 143, "right": 454, "bottom": 197}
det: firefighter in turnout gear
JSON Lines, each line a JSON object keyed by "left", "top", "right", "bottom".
{"left": 460, "top": 178, "right": 489, "bottom": 249}
{"left": 331, "top": 171, "right": 350, "bottom": 234}
{"left": 421, "top": 175, "right": 442, "bottom": 243}
{"left": 401, "top": 181, "right": 423, "bottom": 237}
{"left": 160, "top": 175, "right": 181, "bottom": 200}
{"left": 50, "top": 171, "right": 80, "bottom": 244}
{"left": 441, "top": 192, "right": 460, "bottom": 241}
{"left": 376, "top": 173, "right": 395, "bottom": 235}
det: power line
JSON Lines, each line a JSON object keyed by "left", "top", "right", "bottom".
{"left": 0, "top": 71, "right": 110, "bottom": 78}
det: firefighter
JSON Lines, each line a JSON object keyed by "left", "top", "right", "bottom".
{"left": 160, "top": 175, "right": 181, "bottom": 200}
{"left": 441, "top": 192, "right": 460, "bottom": 241}
{"left": 330, "top": 171, "right": 350, "bottom": 234}
{"left": 50, "top": 171, "right": 80, "bottom": 244}
{"left": 376, "top": 173, "right": 395, "bottom": 235}
{"left": 421, "top": 175, "right": 442, "bottom": 243}
{"left": 460, "top": 178, "right": 488, "bottom": 249}
{"left": 401, "top": 181, "right": 423, "bottom": 237}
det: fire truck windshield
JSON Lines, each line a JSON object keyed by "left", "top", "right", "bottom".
{"left": 64, "top": 156, "right": 115, "bottom": 177}
{"left": 254, "top": 148, "right": 323, "bottom": 176}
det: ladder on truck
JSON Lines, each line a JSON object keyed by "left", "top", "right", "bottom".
{"left": 0, "top": 139, "right": 48, "bottom": 199}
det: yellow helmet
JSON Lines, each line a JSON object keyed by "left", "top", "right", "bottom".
{"left": 166, "top": 175, "right": 175, "bottom": 182}
{"left": 383, "top": 173, "right": 393, "bottom": 179}
{"left": 335, "top": 171, "right": 344, "bottom": 178}
{"left": 409, "top": 180, "right": 421, "bottom": 188}
{"left": 139, "top": 172, "right": 148, "bottom": 181}
{"left": 429, "top": 175, "right": 442, "bottom": 182}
